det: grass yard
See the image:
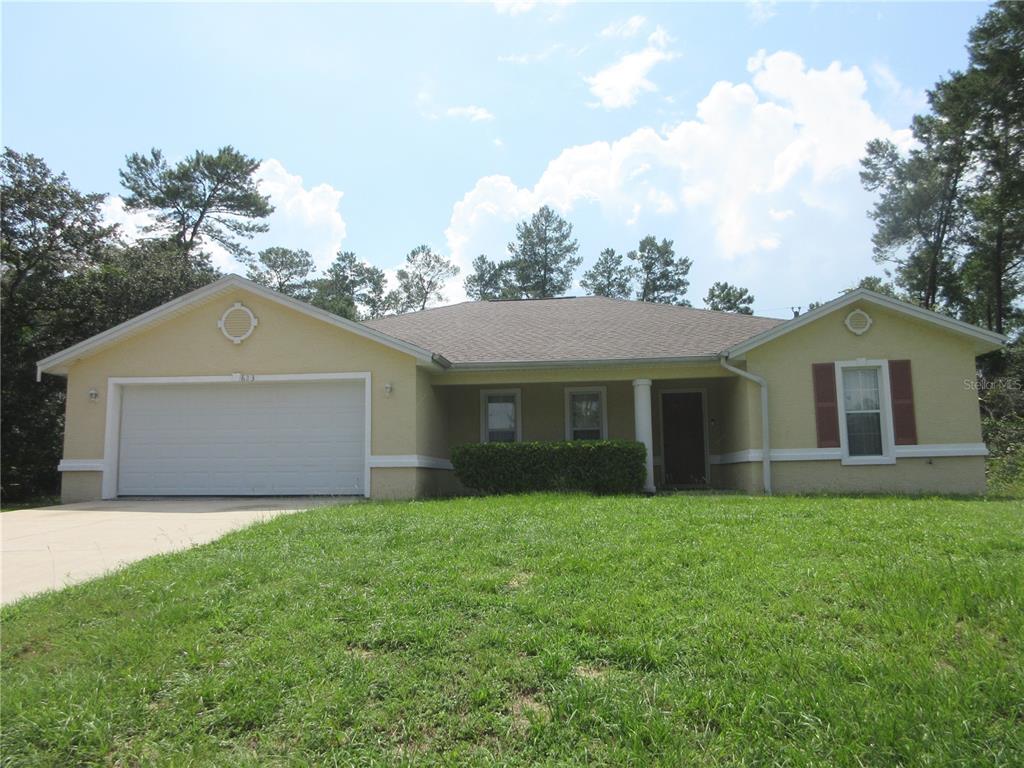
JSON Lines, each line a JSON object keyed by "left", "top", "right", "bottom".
{"left": 2, "top": 494, "right": 1022, "bottom": 766}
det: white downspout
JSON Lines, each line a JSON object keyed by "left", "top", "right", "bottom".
{"left": 719, "top": 356, "right": 772, "bottom": 495}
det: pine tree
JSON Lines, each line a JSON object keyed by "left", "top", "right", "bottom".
{"left": 628, "top": 236, "right": 691, "bottom": 304}
{"left": 505, "top": 206, "right": 581, "bottom": 298}
{"left": 704, "top": 282, "right": 755, "bottom": 314}
{"left": 119, "top": 146, "right": 273, "bottom": 256}
{"left": 242, "top": 247, "right": 315, "bottom": 297}
{"left": 581, "top": 248, "right": 636, "bottom": 298}
{"left": 463, "top": 255, "right": 510, "bottom": 301}
{"left": 393, "top": 245, "right": 459, "bottom": 311}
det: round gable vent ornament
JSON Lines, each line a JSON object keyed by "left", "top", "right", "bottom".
{"left": 219, "top": 302, "right": 258, "bottom": 344}
{"left": 844, "top": 308, "right": 872, "bottom": 336}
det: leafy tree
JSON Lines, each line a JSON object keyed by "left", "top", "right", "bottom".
{"left": 308, "top": 251, "right": 362, "bottom": 319}
{"left": 242, "top": 246, "right": 315, "bottom": 297}
{"left": 2, "top": 149, "right": 226, "bottom": 500}
{"left": 308, "top": 250, "right": 399, "bottom": 320}
{"left": 953, "top": 2, "right": 1024, "bottom": 336}
{"left": 506, "top": 206, "right": 581, "bottom": 299}
{"left": 859, "top": 109, "right": 970, "bottom": 311}
{"left": 704, "top": 281, "right": 755, "bottom": 314}
{"left": 847, "top": 275, "right": 904, "bottom": 299}
{"left": 393, "top": 245, "right": 459, "bottom": 312}
{"left": 61, "top": 240, "right": 219, "bottom": 340}
{"left": 119, "top": 146, "right": 273, "bottom": 256}
{"left": 628, "top": 236, "right": 691, "bottom": 305}
{"left": 463, "top": 255, "right": 511, "bottom": 301}
{"left": 358, "top": 267, "right": 394, "bottom": 319}
{"left": 1, "top": 149, "right": 114, "bottom": 499}
{"left": 581, "top": 248, "right": 636, "bottom": 299}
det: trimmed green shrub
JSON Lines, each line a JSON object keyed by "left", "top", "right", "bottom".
{"left": 451, "top": 440, "right": 647, "bottom": 495}
{"left": 984, "top": 414, "right": 1024, "bottom": 497}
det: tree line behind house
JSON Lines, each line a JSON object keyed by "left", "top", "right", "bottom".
{"left": 2, "top": 2, "right": 1020, "bottom": 500}
{"left": 238, "top": 205, "right": 757, "bottom": 316}
{"left": 0, "top": 146, "right": 751, "bottom": 501}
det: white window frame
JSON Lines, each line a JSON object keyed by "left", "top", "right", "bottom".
{"left": 480, "top": 388, "right": 522, "bottom": 443}
{"left": 835, "top": 360, "right": 896, "bottom": 466}
{"left": 564, "top": 386, "right": 608, "bottom": 441}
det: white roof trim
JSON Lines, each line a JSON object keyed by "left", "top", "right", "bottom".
{"left": 724, "top": 288, "right": 1006, "bottom": 359}
{"left": 37, "top": 274, "right": 440, "bottom": 378}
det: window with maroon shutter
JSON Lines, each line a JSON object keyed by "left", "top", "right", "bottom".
{"left": 888, "top": 359, "right": 918, "bottom": 445}
{"left": 811, "top": 363, "right": 841, "bottom": 448}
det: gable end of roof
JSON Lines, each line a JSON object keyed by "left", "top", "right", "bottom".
{"left": 724, "top": 288, "right": 1007, "bottom": 359}
{"left": 36, "top": 274, "right": 440, "bottom": 379}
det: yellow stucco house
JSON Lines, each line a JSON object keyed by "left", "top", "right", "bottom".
{"left": 38, "top": 275, "right": 1005, "bottom": 502}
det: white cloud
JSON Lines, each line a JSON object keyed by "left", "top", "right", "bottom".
{"left": 493, "top": 0, "right": 574, "bottom": 17}
{"left": 416, "top": 83, "right": 439, "bottom": 119}
{"left": 100, "top": 195, "right": 162, "bottom": 242}
{"left": 102, "top": 159, "right": 348, "bottom": 275}
{"left": 748, "top": 0, "right": 777, "bottom": 24}
{"left": 446, "top": 105, "right": 496, "bottom": 122}
{"left": 444, "top": 49, "right": 910, "bottom": 284}
{"left": 253, "top": 159, "right": 347, "bottom": 271}
{"left": 585, "top": 27, "right": 677, "bottom": 109}
{"left": 600, "top": 15, "right": 646, "bottom": 38}
{"left": 646, "top": 25, "right": 672, "bottom": 49}
{"left": 493, "top": 0, "right": 536, "bottom": 15}
{"left": 419, "top": 85, "right": 495, "bottom": 123}
{"left": 493, "top": 137, "right": 505, "bottom": 149}
{"left": 871, "top": 62, "right": 927, "bottom": 112}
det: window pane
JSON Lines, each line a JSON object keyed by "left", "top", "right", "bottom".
{"left": 571, "top": 393, "right": 602, "bottom": 431}
{"left": 573, "top": 428, "right": 602, "bottom": 441}
{"left": 487, "top": 395, "right": 516, "bottom": 434}
{"left": 843, "top": 368, "right": 879, "bottom": 411}
{"left": 488, "top": 429, "right": 517, "bottom": 443}
{"left": 846, "top": 412, "right": 882, "bottom": 456}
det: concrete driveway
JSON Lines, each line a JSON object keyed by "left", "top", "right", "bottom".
{"left": 1, "top": 497, "right": 349, "bottom": 604}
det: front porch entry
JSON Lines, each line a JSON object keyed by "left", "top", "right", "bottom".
{"left": 660, "top": 390, "right": 709, "bottom": 488}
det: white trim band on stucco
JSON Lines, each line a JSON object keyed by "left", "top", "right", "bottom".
{"left": 892, "top": 443, "right": 990, "bottom": 458}
{"left": 368, "top": 455, "right": 454, "bottom": 470}
{"left": 57, "top": 459, "right": 106, "bottom": 472}
{"left": 62, "top": 455, "right": 453, "bottom": 474}
{"left": 709, "top": 443, "right": 989, "bottom": 465}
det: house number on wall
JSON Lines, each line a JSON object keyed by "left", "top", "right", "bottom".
{"left": 232, "top": 373, "right": 257, "bottom": 383}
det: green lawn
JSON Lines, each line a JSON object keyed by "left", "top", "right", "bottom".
{"left": 2, "top": 494, "right": 1022, "bottom": 767}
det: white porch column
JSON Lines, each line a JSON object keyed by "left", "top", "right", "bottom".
{"left": 632, "top": 378, "right": 656, "bottom": 493}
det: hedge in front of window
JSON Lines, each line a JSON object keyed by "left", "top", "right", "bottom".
{"left": 450, "top": 440, "right": 647, "bottom": 495}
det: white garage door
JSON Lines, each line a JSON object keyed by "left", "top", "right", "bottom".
{"left": 117, "top": 380, "right": 365, "bottom": 496}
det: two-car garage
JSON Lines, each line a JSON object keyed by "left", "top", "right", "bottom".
{"left": 38, "top": 276, "right": 444, "bottom": 504}
{"left": 114, "top": 378, "right": 367, "bottom": 497}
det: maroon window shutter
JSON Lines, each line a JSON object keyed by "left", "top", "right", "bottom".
{"left": 888, "top": 359, "right": 918, "bottom": 445}
{"left": 812, "top": 363, "right": 841, "bottom": 448}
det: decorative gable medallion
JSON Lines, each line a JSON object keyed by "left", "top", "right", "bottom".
{"left": 844, "top": 308, "right": 872, "bottom": 336}
{"left": 219, "top": 302, "right": 258, "bottom": 344}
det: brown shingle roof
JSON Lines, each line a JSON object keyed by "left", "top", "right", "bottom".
{"left": 361, "top": 296, "right": 785, "bottom": 365}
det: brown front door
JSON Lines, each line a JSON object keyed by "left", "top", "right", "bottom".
{"left": 662, "top": 392, "right": 707, "bottom": 487}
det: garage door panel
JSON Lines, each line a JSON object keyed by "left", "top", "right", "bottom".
{"left": 117, "top": 380, "right": 365, "bottom": 496}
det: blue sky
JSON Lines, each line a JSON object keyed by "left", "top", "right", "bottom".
{"left": 2, "top": 1, "right": 988, "bottom": 315}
